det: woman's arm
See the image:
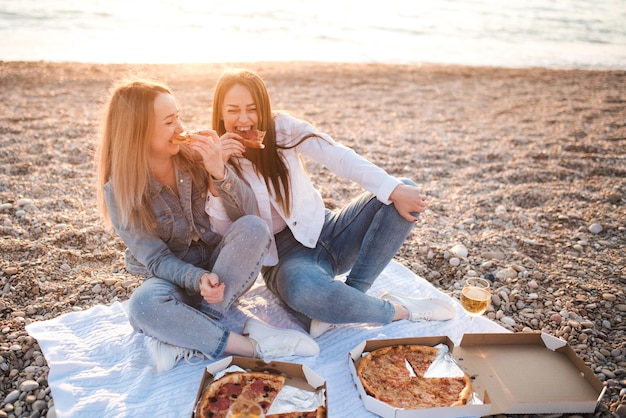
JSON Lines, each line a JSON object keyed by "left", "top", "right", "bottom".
{"left": 212, "top": 165, "right": 260, "bottom": 220}
{"left": 279, "top": 114, "right": 402, "bottom": 203}
{"left": 103, "top": 182, "right": 207, "bottom": 292}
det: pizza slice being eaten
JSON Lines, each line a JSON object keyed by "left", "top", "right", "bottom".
{"left": 171, "top": 131, "right": 197, "bottom": 144}
{"left": 236, "top": 129, "right": 266, "bottom": 149}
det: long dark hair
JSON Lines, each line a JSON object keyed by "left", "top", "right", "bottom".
{"left": 212, "top": 69, "right": 304, "bottom": 215}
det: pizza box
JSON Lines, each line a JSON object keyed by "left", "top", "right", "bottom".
{"left": 192, "top": 356, "right": 327, "bottom": 417}
{"left": 348, "top": 333, "right": 606, "bottom": 418}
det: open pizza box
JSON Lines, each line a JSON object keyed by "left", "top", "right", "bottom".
{"left": 348, "top": 333, "right": 606, "bottom": 418}
{"left": 192, "top": 356, "right": 327, "bottom": 417}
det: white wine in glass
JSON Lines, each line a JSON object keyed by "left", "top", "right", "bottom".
{"left": 460, "top": 278, "right": 491, "bottom": 317}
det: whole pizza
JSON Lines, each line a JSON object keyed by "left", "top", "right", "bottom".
{"left": 356, "top": 344, "right": 473, "bottom": 409}
{"left": 196, "top": 371, "right": 325, "bottom": 418}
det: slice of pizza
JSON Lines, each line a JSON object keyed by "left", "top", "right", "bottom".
{"left": 236, "top": 129, "right": 266, "bottom": 149}
{"left": 356, "top": 345, "right": 414, "bottom": 404}
{"left": 197, "top": 371, "right": 285, "bottom": 418}
{"left": 413, "top": 375, "right": 473, "bottom": 408}
{"left": 171, "top": 131, "right": 197, "bottom": 144}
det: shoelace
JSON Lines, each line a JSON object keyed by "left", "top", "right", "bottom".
{"left": 178, "top": 347, "right": 205, "bottom": 365}
{"left": 411, "top": 311, "right": 433, "bottom": 321}
{"left": 153, "top": 340, "right": 204, "bottom": 370}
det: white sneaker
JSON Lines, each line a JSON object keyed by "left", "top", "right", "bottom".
{"left": 243, "top": 318, "right": 320, "bottom": 358}
{"left": 381, "top": 292, "right": 456, "bottom": 321}
{"left": 147, "top": 338, "right": 204, "bottom": 373}
{"left": 309, "top": 319, "right": 337, "bottom": 338}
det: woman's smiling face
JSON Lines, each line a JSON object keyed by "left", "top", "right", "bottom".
{"left": 149, "top": 92, "right": 184, "bottom": 159}
{"left": 220, "top": 83, "right": 259, "bottom": 136}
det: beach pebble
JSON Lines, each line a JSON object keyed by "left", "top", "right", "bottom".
{"left": 3, "top": 389, "right": 20, "bottom": 404}
{"left": 3, "top": 266, "right": 19, "bottom": 276}
{"left": 449, "top": 257, "right": 460, "bottom": 267}
{"left": 481, "top": 251, "right": 505, "bottom": 261}
{"left": 588, "top": 223, "right": 603, "bottom": 234}
{"left": 19, "top": 380, "right": 39, "bottom": 392}
{"left": 103, "top": 278, "right": 118, "bottom": 286}
{"left": 496, "top": 268, "right": 517, "bottom": 280}
{"left": 495, "top": 205, "right": 509, "bottom": 221}
{"left": 607, "top": 192, "right": 622, "bottom": 204}
{"left": 450, "top": 244, "right": 468, "bottom": 258}
{"left": 15, "top": 198, "right": 33, "bottom": 207}
{"left": 550, "top": 313, "right": 562, "bottom": 323}
{"left": 500, "top": 316, "right": 516, "bottom": 327}
{"left": 479, "top": 260, "right": 493, "bottom": 269}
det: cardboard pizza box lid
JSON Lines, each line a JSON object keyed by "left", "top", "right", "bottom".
{"left": 192, "top": 356, "right": 326, "bottom": 418}
{"left": 348, "top": 333, "right": 606, "bottom": 418}
{"left": 454, "top": 332, "right": 606, "bottom": 415}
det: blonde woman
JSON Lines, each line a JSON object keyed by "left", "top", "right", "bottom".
{"left": 96, "top": 79, "right": 318, "bottom": 372}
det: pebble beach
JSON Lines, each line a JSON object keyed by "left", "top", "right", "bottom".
{"left": 0, "top": 61, "right": 625, "bottom": 417}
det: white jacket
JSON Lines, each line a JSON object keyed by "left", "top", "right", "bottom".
{"left": 208, "top": 113, "right": 401, "bottom": 265}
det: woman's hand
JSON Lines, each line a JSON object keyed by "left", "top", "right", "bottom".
{"left": 218, "top": 132, "right": 246, "bottom": 162}
{"left": 199, "top": 272, "right": 225, "bottom": 304}
{"left": 389, "top": 183, "right": 428, "bottom": 222}
{"left": 188, "top": 130, "right": 226, "bottom": 180}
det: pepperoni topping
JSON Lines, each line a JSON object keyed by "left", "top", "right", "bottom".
{"left": 206, "top": 395, "right": 230, "bottom": 411}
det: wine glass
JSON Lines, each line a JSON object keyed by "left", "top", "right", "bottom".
{"left": 226, "top": 399, "right": 265, "bottom": 418}
{"left": 460, "top": 277, "right": 491, "bottom": 319}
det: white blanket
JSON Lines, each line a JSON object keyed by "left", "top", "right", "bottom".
{"left": 26, "top": 261, "right": 507, "bottom": 418}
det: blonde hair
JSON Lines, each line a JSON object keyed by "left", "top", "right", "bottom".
{"left": 96, "top": 79, "right": 206, "bottom": 231}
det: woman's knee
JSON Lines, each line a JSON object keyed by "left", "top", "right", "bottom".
{"left": 229, "top": 215, "right": 271, "bottom": 243}
{"left": 127, "top": 278, "right": 174, "bottom": 324}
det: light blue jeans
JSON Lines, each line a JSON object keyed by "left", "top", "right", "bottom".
{"left": 262, "top": 179, "right": 417, "bottom": 325}
{"left": 127, "top": 215, "right": 271, "bottom": 359}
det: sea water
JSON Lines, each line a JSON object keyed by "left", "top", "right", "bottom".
{"left": 1, "top": 0, "right": 625, "bottom": 69}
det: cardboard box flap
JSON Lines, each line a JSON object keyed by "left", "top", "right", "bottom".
{"left": 541, "top": 332, "right": 567, "bottom": 350}
{"left": 454, "top": 332, "right": 605, "bottom": 415}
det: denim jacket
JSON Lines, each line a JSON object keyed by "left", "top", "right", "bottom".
{"left": 104, "top": 165, "right": 258, "bottom": 293}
